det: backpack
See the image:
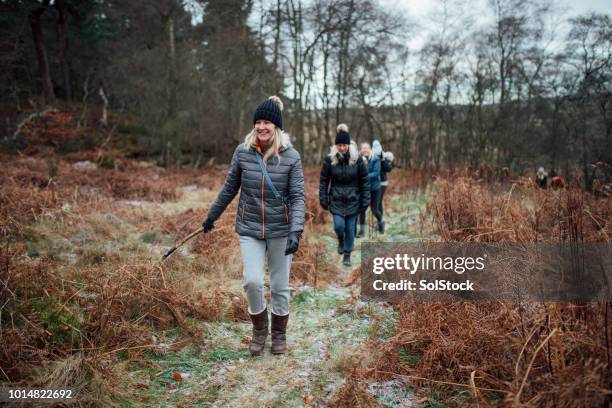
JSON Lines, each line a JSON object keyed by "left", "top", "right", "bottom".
{"left": 381, "top": 155, "right": 393, "bottom": 173}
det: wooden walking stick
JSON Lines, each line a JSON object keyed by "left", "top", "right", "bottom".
{"left": 161, "top": 227, "right": 204, "bottom": 261}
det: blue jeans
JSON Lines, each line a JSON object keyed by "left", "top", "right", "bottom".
{"left": 332, "top": 213, "right": 357, "bottom": 254}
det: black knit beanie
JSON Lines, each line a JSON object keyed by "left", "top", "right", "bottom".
{"left": 335, "top": 123, "right": 350, "bottom": 145}
{"left": 253, "top": 96, "right": 283, "bottom": 129}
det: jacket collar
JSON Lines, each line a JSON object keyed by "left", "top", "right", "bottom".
{"left": 335, "top": 151, "right": 349, "bottom": 163}
{"left": 329, "top": 143, "right": 358, "bottom": 165}
{"left": 250, "top": 132, "right": 292, "bottom": 154}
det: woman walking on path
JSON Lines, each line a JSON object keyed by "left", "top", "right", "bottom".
{"left": 372, "top": 140, "right": 394, "bottom": 222}
{"left": 356, "top": 142, "right": 384, "bottom": 236}
{"left": 319, "top": 124, "right": 370, "bottom": 266}
{"left": 355, "top": 144, "right": 368, "bottom": 238}
{"left": 201, "top": 96, "right": 305, "bottom": 356}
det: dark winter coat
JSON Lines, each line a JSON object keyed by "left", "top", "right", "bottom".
{"left": 319, "top": 145, "right": 370, "bottom": 217}
{"left": 380, "top": 154, "right": 393, "bottom": 182}
{"left": 207, "top": 134, "right": 305, "bottom": 240}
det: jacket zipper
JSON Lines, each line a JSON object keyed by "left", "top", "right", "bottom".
{"left": 261, "top": 165, "right": 265, "bottom": 239}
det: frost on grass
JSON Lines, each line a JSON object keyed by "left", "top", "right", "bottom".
{"left": 127, "top": 284, "right": 399, "bottom": 407}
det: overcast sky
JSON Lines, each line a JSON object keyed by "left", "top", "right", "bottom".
{"left": 186, "top": 0, "right": 612, "bottom": 104}
{"left": 387, "top": 0, "right": 612, "bottom": 20}
{"left": 381, "top": 0, "right": 612, "bottom": 51}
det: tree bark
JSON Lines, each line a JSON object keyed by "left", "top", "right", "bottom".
{"left": 166, "top": 14, "right": 177, "bottom": 120}
{"left": 30, "top": 1, "right": 56, "bottom": 105}
{"left": 56, "top": 4, "right": 72, "bottom": 100}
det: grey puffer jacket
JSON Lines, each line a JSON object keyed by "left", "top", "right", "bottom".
{"left": 207, "top": 134, "right": 305, "bottom": 240}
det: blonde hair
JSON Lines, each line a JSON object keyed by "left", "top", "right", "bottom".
{"left": 243, "top": 127, "right": 285, "bottom": 163}
{"left": 243, "top": 95, "right": 286, "bottom": 163}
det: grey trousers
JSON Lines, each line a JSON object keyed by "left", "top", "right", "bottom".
{"left": 239, "top": 235, "right": 292, "bottom": 316}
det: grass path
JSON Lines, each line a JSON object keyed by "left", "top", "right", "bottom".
{"left": 118, "top": 188, "right": 429, "bottom": 407}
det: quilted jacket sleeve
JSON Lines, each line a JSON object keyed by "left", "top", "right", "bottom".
{"left": 319, "top": 157, "right": 331, "bottom": 208}
{"left": 207, "top": 145, "right": 242, "bottom": 222}
{"left": 288, "top": 152, "right": 306, "bottom": 233}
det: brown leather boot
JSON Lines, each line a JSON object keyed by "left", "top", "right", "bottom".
{"left": 248, "top": 307, "right": 268, "bottom": 356}
{"left": 270, "top": 313, "right": 289, "bottom": 354}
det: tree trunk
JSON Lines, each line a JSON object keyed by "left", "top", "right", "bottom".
{"left": 30, "top": 1, "right": 56, "bottom": 105}
{"left": 273, "top": 0, "right": 281, "bottom": 74}
{"left": 56, "top": 5, "right": 72, "bottom": 100}
{"left": 166, "top": 14, "right": 177, "bottom": 120}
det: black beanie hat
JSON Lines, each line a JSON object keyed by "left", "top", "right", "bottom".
{"left": 335, "top": 123, "right": 350, "bottom": 145}
{"left": 253, "top": 96, "right": 283, "bottom": 129}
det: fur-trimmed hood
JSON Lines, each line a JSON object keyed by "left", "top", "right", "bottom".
{"left": 328, "top": 143, "right": 359, "bottom": 166}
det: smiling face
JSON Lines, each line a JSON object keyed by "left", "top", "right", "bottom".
{"left": 255, "top": 120, "right": 276, "bottom": 144}
{"left": 360, "top": 143, "right": 371, "bottom": 156}
{"left": 336, "top": 143, "right": 349, "bottom": 154}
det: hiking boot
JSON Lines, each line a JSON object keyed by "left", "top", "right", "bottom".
{"left": 271, "top": 313, "right": 289, "bottom": 354}
{"left": 337, "top": 236, "right": 344, "bottom": 254}
{"left": 342, "top": 252, "right": 351, "bottom": 266}
{"left": 356, "top": 224, "right": 366, "bottom": 238}
{"left": 378, "top": 221, "right": 385, "bottom": 234}
{"left": 248, "top": 307, "right": 268, "bottom": 356}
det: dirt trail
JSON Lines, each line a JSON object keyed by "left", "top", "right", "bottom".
{"left": 123, "top": 188, "right": 427, "bottom": 407}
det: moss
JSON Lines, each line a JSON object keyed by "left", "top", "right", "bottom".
{"left": 96, "top": 155, "right": 115, "bottom": 169}
{"left": 29, "top": 296, "right": 82, "bottom": 346}
{"left": 77, "top": 247, "right": 107, "bottom": 265}
{"left": 26, "top": 239, "right": 40, "bottom": 257}
{"left": 398, "top": 348, "right": 421, "bottom": 368}
{"left": 291, "top": 290, "right": 315, "bottom": 306}
{"left": 140, "top": 229, "right": 166, "bottom": 244}
{"left": 46, "top": 156, "right": 59, "bottom": 178}
{"left": 203, "top": 348, "right": 245, "bottom": 363}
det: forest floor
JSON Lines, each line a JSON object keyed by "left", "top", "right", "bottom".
{"left": 10, "top": 155, "right": 608, "bottom": 407}
{"left": 4, "top": 155, "right": 434, "bottom": 407}
{"left": 115, "top": 188, "right": 429, "bottom": 407}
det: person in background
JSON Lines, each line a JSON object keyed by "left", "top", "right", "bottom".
{"left": 356, "top": 142, "right": 384, "bottom": 235}
{"left": 536, "top": 167, "right": 548, "bottom": 189}
{"left": 551, "top": 175, "right": 565, "bottom": 189}
{"left": 356, "top": 144, "right": 369, "bottom": 238}
{"left": 319, "top": 124, "right": 370, "bottom": 266}
{"left": 372, "top": 140, "right": 394, "bottom": 224}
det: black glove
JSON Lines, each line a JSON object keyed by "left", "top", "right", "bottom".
{"left": 284, "top": 231, "right": 301, "bottom": 255}
{"left": 202, "top": 217, "right": 215, "bottom": 233}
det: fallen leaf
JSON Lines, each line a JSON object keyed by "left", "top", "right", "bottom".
{"left": 303, "top": 394, "right": 314, "bottom": 405}
{"left": 171, "top": 371, "right": 182, "bottom": 381}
